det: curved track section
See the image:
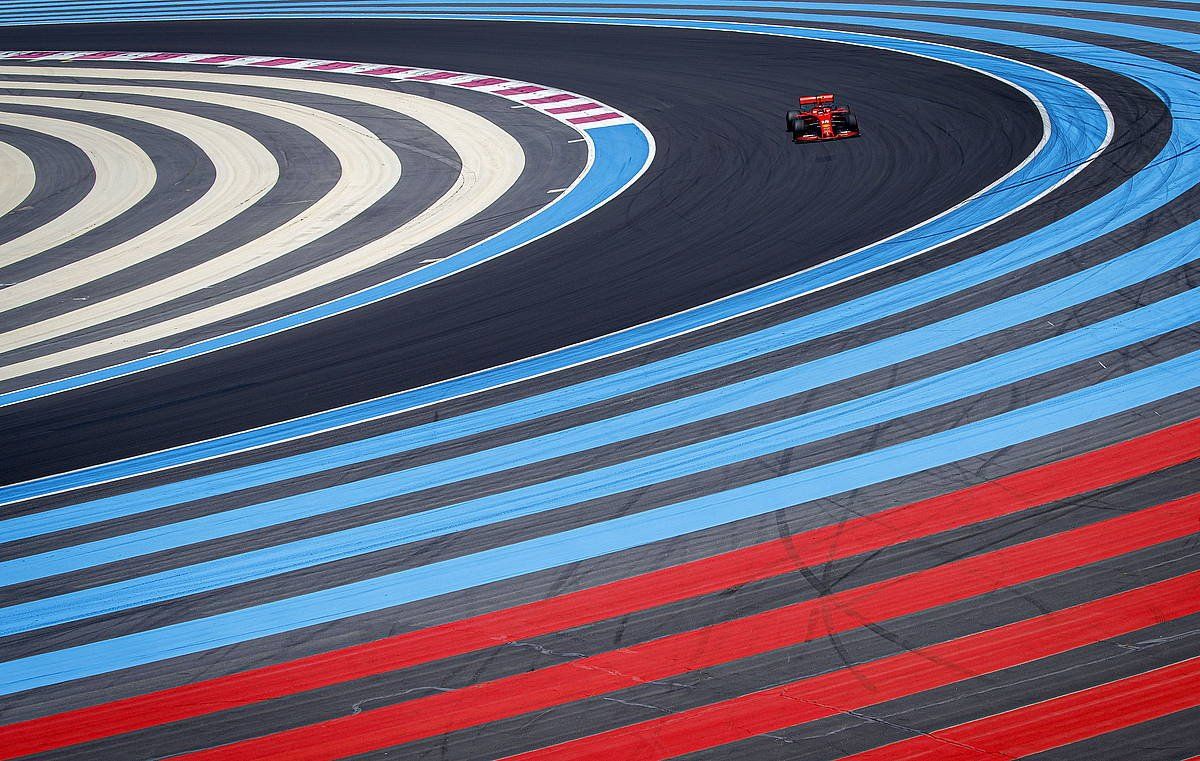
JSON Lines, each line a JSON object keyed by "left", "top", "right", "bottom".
{"left": 0, "top": 52, "right": 647, "bottom": 400}
{"left": 0, "top": 23, "right": 1056, "bottom": 473}
{"left": 0, "top": 3, "right": 1198, "bottom": 760}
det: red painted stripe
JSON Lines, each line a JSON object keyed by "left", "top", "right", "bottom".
{"left": 457, "top": 77, "right": 509, "bottom": 88}
{"left": 359, "top": 66, "right": 414, "bottom": 76}
{"left": 194, "top": 55, "right": 242, "bottom": 64}
{"left": 546, "top": 102, "right": 603, "bottom": 115}
{"left": 307, "top": 62, "right": 355, "bottom": 71}
{"left": 75, "top": 51, "right": 123, "bottom": 60}
{"left": 12, "top": 52, "right": 60, "bottom": 59}
{"left": 176, "top": 493, "right": 1200, "bottom": 760}
{"left": 524, "top": 93, "right": 577, "bottom": 105}
{"left": 494, "top": 85, "right": 544, "bottom": 95}
{"left": 410, "top": 71, "right": 459, "bottom": 81}
{"left": 842, "top": 657, "right": 1200, "bottom": 760}
{"left": 569, "top": 112, "right": 624, "bottom": 125}
{"left": 512, "top": 573, "right": 1200, "bottom": 760}
{"left": 250, "top": 58, "right": 301, "bottom": 67}
{"left": 3, "top": 419, "right": 1197, "bottom": 759}
{"left": 135, "top": 53, "right": 186, "bottom": 61}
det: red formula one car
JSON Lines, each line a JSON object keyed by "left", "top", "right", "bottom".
{"left": 787, "top": 94, "right": 860, "bottom": 142}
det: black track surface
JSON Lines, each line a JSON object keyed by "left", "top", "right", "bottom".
{"left": 0, "top": 19, "right": 1041, "bottom": 481}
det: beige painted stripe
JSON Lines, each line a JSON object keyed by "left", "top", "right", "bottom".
{"left": 0, "top": 112, "right": 154, "bottom": 267}
{"left": 0, "top": 138, "right": 35, "bottom": 221}
{"left": 0, "top": 67, "right": 523, "bottom": 383}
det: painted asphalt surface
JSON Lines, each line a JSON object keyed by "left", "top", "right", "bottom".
{"left": 0, "top": 20, "right": 1043, "bottom": 476}
{"left": 1, "top": 3, "right": 1198, "bottom": 760}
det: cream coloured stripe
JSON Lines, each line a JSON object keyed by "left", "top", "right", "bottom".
{"left": 0, "top": 137, "right": 35, "bottom": 220}
{"left": 0, "top": 91, "right": 277, "bottom": 314}
{"left": 0, "top": 66, "right": 523, "bottom": 382}
{"left": 0, "top": 111, "right": 153, "bottom": 266}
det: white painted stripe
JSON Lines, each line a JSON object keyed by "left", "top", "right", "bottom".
{"left": 473, "top": 82, "right": 521, "bottom": 93}
{"left": 64, "top": 52, "right": 148, "bottom": 62}
{"left": 524, "top": 95, "right": 590, "bottom": 107}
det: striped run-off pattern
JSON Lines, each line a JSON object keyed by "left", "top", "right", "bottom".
{"left": 1, "top": 1, "right": 1200, "bottom": 759}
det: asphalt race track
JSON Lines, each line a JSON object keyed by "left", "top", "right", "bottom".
{"left": 0, "top": 20, "right": 1044, "bottom": 478}
{"left": 0, "top": 3, "right": 1198, "bottom": 760}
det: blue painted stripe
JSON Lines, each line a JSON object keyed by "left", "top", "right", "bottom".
{"left": 1, "top": 343, "right": 1196, "bottom": 694}
{"left": 0, "top": 20, "right": 1099, "bottom": 505}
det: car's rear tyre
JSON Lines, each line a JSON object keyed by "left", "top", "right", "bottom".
{"left": 840, "top": 112, "right": 859, "bottom": 132}
{"left": 786, "top": 109, "right": 802, "bottom": 131}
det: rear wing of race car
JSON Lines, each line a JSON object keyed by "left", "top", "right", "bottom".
{"left": 798, "top": 93, "right": 836, "bottom": 107}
